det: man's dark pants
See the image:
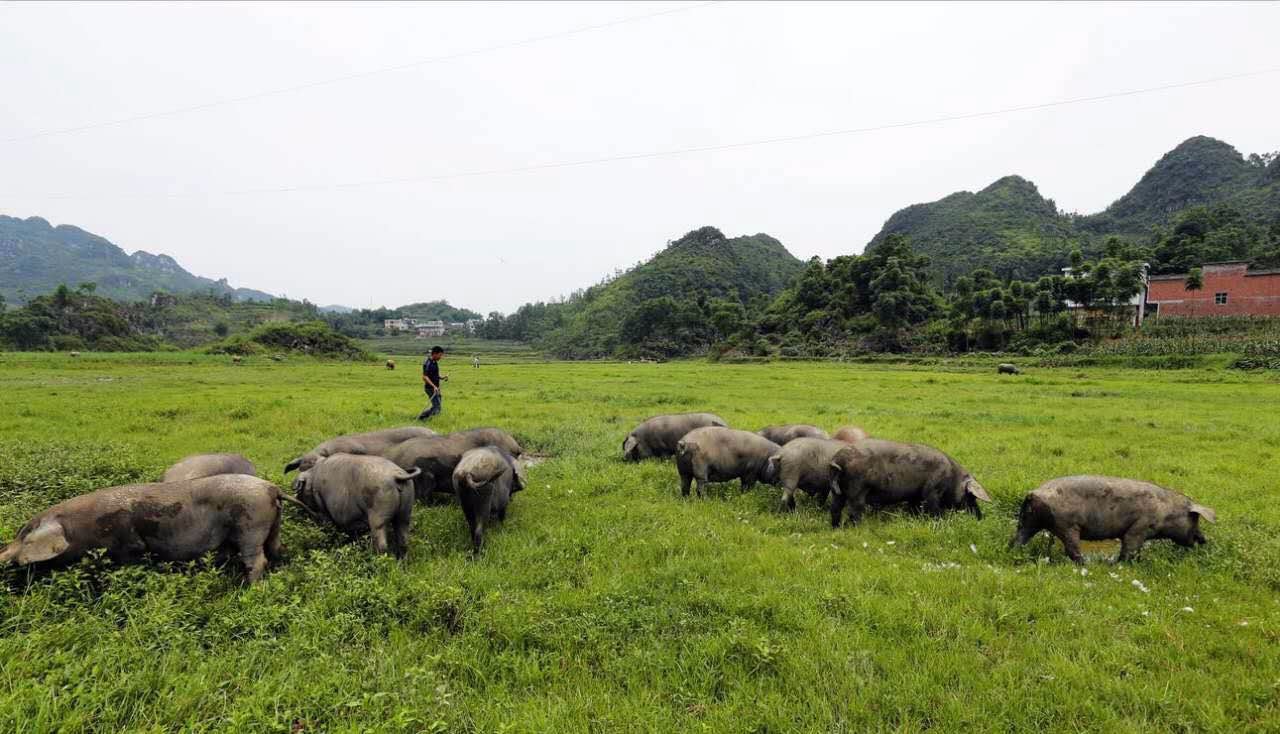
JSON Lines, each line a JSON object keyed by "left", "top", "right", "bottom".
{"left": 418, "top": 387, "right": 442, "bottom": 419}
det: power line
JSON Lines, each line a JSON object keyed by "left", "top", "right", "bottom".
{"left": 1, "top": 1, "right": 720, "bottom": 144}
{"left": 14, "top": 64, "right": 1280, "bottom": 201}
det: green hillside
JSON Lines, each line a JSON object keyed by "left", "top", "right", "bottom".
{"left": 0, "top": 215, "right": 275, "bottom": 304}
{"left": 397, "top": 300, "right": 482, "bottom": 323}
{"left": 481, "top": 226, "right": 804, "bottom": 358}
{"left": 867, "top": 136, "right": 1280, "bottom": 284}
{"left": 866, "top": 175, "right": 1076, "bottom": 284}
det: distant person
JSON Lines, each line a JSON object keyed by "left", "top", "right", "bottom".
{"left": 417, "top": 346, "right": 448, "bottom": 420}
{"left": 473, "top": 354, "right": 480, "bottom": 369}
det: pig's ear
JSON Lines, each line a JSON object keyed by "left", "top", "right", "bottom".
{"left": 16, "top": 520, "right": 68, "bottom": 564}
{"left": 1190, "top": 504, "right": 1217, "bottom": 524}
{"left": 828, "top": 461, "right": 845, "bottom": 496}
{"left": 964, "top": 477, "right": 993, "bottom": 503}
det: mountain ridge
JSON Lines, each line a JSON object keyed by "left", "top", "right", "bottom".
{"left": 0, "top": 215, "right": 275, "bottom": 304}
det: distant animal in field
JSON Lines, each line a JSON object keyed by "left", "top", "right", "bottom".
{"left": 832, "top": 426, "right": 869, "bottom": 444}
{"left": 827, "top": 439, "right": 991, "bottom": 527}
{"left": 766, "top": 437, "right": 851, "bottom": 511}
{"left": 162, "top": 453, "right": 256, "bottom": 482}
{"left": 386, "top": 359, "right": 396, "bottom": 370}
{"left": 385, "top": 428, "right": 524, "bottom": 500}
{"left": 292, "top": 454, "right": 418, "bottom": 557}
{"left": 998, "top": 363, "right": 1021, "bottom": 375}
{"left": 677, "top": 427, "right": 780, "bottom": 497}
{"left": 70, "top": 351, "right": 80, "bottom": 358}
{"left": 1011, "top": 475, "right": 1216, "bottom": 564}
{"left": 757, "top": 424, "right": 828, "bottom": 445}
{"left": 622, "top": 413, "right": 728, "bottom": 461}
{"left": 0, "top": 475, "right": 308, "bottom": 583}
{"left": 452, "top": 447, "right": 526, "bottom": 553}
{"left": 284, "top": 426, "right": 437, "bottom": 474}
{"left": 232, "top": 356, "right": 243, "bottom": 364}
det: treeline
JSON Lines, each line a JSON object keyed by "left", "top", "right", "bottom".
{"left": 478, "top": 204, "right": 1280, "bottom": 359}
{"left": 323, "top": 300, "right": 482, "bottom": 339}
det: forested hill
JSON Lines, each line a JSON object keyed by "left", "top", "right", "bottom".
{"left": 478, "top": 226, "right": 804, "bottom": 358}
{"left": 867, "top": 136, "right": 1280, "bottom": 284}
{"left": 865, "top": 175, "right": 1074, "bottom": 284}
{"left": 0, "top": 215, "right": 275, "bottom": 304}
{"left": 397, "top": 300, "right": 482, "bottom": 323}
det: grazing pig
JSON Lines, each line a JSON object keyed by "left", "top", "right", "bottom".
{"left": 452, "top": 447, "right": 526, "bottom": 553}
{"left": 162, "top": 453, "right": 257, "bottom": 482}
{"left": 676, "top": 427, "right": 781, "bottom": 497}
{"left": 828, "top": 439, "right": 992, "bottom": 527}
{"left": 385, "top": 427, "right": 524, "bottom": 500}
{"left": 622, "top": 413, "right": 728, "bottom": 461}
{"left": 1010, "top": 475, "right": 1216, "bottom": 564}
{"left": 0, "top": 475, "right": 308, "bottom": 582}
{"left": 292, "top": 455, "right": 419, "bottom": 557}
{"left": 766, "top": 437, "right": 852, "bottom": 511}
{"left": 997, "top": 363, "right": 1021, "bottom": 375}
{"left": 757, "top": 424, "right": 829, "bottom": 445}
{"left": 284, "top": 426, "right": 437, "bottom": 474}
{"left": 832, "top": 426, "right": 869, "bottom": 444}
{"left": 386, "top": 359, "right": 396, "bottom": 370}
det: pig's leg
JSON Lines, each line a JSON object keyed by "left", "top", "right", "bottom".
{"left": 829, "top": 491, "right": 848, "bottom": 529}
{"left": 1118, "top": 526, "right": 1148, "bottom": 563}
{"left": 1053, "top": 525, "right": 1084, "bottom": 564}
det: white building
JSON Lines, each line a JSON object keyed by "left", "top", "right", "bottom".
{"left": 416, "top": 320, "right": 446, "bottom": 338}
{"left": 384, "top": 318, "right": 414, "bottom": 332}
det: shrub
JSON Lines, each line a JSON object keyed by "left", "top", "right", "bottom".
{"left": 205, "top": 321, "right": 372, "bottom": 360}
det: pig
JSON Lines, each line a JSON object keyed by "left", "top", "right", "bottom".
{"left": 828, "top": 439, "right": 992, "bottom": 527}
{"left": 284, "top": 426, "right": 437, "bottom": 474}
{"left": 385, "top": 427, "right": 523, "bottom": 500}
{"left": 997, "top": 363, "right": 1021, "bottom": 375}
{"left": 832, "top": 426, "right": 869, "bottom": 444}
{"left": 676, "top": 427, "right": 781, "bottom": 497}
{"left": 0, "top": 474, "right": 310, "bottom": 582}
{"left": 1010, "top": 475, "right": 1217, "bottom": 564}
{"left": 766, "top": 437, "right": 852, "bottom": 511}
{"left": 622, "top": 413, "right": 728, "bottom": 461}
{"left": 292, "top": 454, "right": 419, "bottom": 558}
{"left": 757, "top": 424, "right": 829, "bottom": 445}
{"left": 162, "top": 453, "right": 257, "bottom": 482}
{"left": 452, "top": 447, "right": 526, "bottom": 553}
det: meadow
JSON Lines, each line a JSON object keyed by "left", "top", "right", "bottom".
{"left": 0, "top": 352, "right": 1278, "bottom": 732}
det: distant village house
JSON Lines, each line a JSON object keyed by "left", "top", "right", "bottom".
{"left": 1146, "top": 261, "right": 1280, "bottom": 319}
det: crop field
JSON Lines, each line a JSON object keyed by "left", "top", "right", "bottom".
{"left": 1, "top": 353, "right": 1278, "bottom": 732}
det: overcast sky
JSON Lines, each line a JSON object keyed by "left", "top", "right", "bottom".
{"left": 2, "top": 1, "right": 1278, "bottom": 312}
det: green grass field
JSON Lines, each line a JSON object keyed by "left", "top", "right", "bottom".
{"left": 1, "top": 353, "right": 1278, "bottom": 732}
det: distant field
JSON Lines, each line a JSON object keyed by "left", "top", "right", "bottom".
{"left": 0, "top": 353, "right": 1278, "bottom": 731}
{"left": 360, "top": 335, "right": 542, "bottom": 363}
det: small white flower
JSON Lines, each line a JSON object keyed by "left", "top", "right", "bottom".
{"left": 1239, "top": 620, "right": 1250, "bottom": 626}
{"left": 862, "top": 542, "right": 868, "bottom": 549}
{"left": 1181, "top": 607, "right": 1194, "bottom": 613}
{"left": 1080, "top": 568, "right": 1089, "bottom": 576}
{"left": 1131, "top": 579, "right": 1149, "bottom": 593}
{"left": 1109, "top": 572, "right": 1120, "bottom": 580}
{"left": 1141, "top": 611, "right": 1149, "bottom": 617}
{"left": 886, "top": 541, "right": 896, "bottom": 546}
{"left": 969, "top": 543, "right": 978, "bottom": 555}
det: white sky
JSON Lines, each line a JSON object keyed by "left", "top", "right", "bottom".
{"left": 2, "top": 1, "right": 1277, "bottom": 312}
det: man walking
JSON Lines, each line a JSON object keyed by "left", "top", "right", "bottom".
{"left": 417, "top": 346, "right": 448, "bottom": 420}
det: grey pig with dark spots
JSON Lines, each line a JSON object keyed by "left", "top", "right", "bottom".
{"left": 622, "top": 413, "right": 727, "bottom": 461}
{"left": 677, "top": 427, "right": 781, "bottom": 497}
{"left": 828, "top": 439, "right": 992, "bottom": 527}
{"left": 162, "top": 453, "right": 256, "bottom": 482}
{"left": 0, "top": 475, "right": 310, "bottom": 583}
{"left": 1011, "top": 475, "right": 1215, "bottom": 564}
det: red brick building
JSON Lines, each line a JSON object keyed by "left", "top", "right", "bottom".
{"left": 1145, "top": 261, "right": 1280, "bottom": 319}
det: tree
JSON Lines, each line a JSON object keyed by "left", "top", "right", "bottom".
{"left": 213, "top": 321, "right": 231, "bottom": 338}
{"left": 1184, "top": 267, "right": 1204, "bottom": 292}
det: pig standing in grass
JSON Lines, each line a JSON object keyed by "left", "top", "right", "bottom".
{"left": 292, "top": 455, "right": 420, "bottom": 558}
{"left": 162, "top": 453, "right": 257, "bottom": 482}
{"left": 386, "top": 428, "right": 523, "bottom": 500}
{"left": 757, "top": 424, "right": 828, "bottom": 445}
{"left": 0, "top": 475, "right": 307, "bottom": 582}
{"left": 452, "top": 447, "right": 525, "bottom": 553}
{"left": 1011, "top": 475, "right": 1216, "bottom": 564}
{"left": 827, "top": 439, "right": 991, "bottom": 527}
{"left": 622, "top": 413, "right": 727, "bottom": 461}
{"left": 284, "top": 426, "right": 436, "bottom": 474}
{"left": 766, "top": 437, "right": 851, "bottom": 511}
{"left": 676, "top": 427, "right": 781, "bottom": 497}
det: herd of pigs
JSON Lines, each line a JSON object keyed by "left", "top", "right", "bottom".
{"left": 1, "top": 412, "right": 1217, "bottom": 585}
